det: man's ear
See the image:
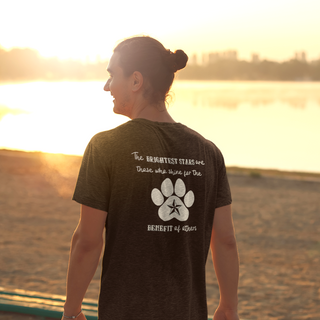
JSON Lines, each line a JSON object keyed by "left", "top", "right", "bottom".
{"left": 131, "top": 71, "right": 143, "bottom": 92}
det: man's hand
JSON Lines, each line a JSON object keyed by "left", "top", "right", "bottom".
{"left": 213, "top": 305, "right": 239, "bottom": 320}
{"left": 61, "top": 312, "right": 87, "bottom": 320}
{"left": 63, "top": 205, "right": 107, "bottom": 318}
{"left": 211, "top": 205, "right": 239, "bottom": 316}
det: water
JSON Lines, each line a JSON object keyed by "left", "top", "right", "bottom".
{"left": 0, "top": 80, "right": 319, "bottom": 173}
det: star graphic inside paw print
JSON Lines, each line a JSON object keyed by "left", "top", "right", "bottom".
{"left": 168, "top": 199, "right": 181, "bottom": 215}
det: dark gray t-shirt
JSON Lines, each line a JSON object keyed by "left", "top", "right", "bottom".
{"left": 73, "top": 118, "right": 232, "bottom": 320}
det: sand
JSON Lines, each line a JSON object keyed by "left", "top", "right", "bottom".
{"left": 0, "top": 149, "right": 319, "bottom": 320}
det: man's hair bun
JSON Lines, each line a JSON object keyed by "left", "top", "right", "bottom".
{"left": 173, "top": 50, "right": 188, "bottom": 72}
{"left": 166, "top": 49, "right": 188, "bottom": 73}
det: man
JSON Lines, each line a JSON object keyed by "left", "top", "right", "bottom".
{"left": 62, "top": 36, "right": 239, "bottom": 320}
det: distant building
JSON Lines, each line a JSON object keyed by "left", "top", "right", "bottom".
{"left": 203, "top": 50, "right": 238, "bottom": 65}
{"left": 294, "top": 51, "right": 307, "bottom": 62}
{"left": 208, "top": 52, "right": 221, "bottom": 63}
{"left": 251, "top": 53, "right": 260, "bottom": 63}
{"left": 188, "top": 53, "right": 198, "bottom": 65}
{"left": 221, "top": 50, "right": 238, "bottom": 61}
{"left": 202, "top": 52, "right": 209, "bottom": 65}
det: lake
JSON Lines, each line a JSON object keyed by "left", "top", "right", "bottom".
{"left": 0, "top": 80, "right": 319, "bottom": 173}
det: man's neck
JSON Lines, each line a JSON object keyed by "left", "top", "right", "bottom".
{"left": 131, "top": 101, "right": 176, "bottom": 123}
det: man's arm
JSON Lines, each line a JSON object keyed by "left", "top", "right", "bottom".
{"left": 210, "top": 204, "right": 240, "bottom": 320}
{"left": 63, "top": 205, "right": 107, "bottom": 318}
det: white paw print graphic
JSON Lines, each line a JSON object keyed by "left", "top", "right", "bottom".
{"left": 151, "top": 178, "right": 195, "bottom": 221}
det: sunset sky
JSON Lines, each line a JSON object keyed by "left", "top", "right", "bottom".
{"left": 1, "top": 0, "right": 320, "bottom": 62}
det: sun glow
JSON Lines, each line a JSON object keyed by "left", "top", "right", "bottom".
{"left": 0, "top": 0, "right": 177, "bottom": 61}
{"left": 2, "top": 0, "right": 320, "bottom": 61}
{"left": 0, "top": 82, "right": 127, "bottom": 155}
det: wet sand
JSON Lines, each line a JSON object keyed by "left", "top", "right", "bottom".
{"left": 0, "top": 149, "right": 319, "bottom": 320}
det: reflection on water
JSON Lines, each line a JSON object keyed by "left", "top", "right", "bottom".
{"left": 0, "top": 104, "right": 29, "bottom": 120}
{"left": 172, "top": 81, "right": 320, "bottom": 109}
{"left": 0, "top": 81, "right": 127, "bottom": 155}
{"left": 0, "top": 81, "right": 319, "bottom": 173}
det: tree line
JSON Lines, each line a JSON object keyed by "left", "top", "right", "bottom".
{"left": 178, "top": 59, "right": 320, "bottom": 81}
{"left": 1, "top": 46, "right": 320, "bottom": 82}
{"left": 0, "top": 47, "right": 108, "bottom": 82}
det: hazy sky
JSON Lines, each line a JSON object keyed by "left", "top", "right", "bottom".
{"left": 1, "top": 0, "right": 319, "bottom": 62}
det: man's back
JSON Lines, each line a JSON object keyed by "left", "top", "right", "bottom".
{"left": 73, "top": 118, "right": 232, "bottom": 320}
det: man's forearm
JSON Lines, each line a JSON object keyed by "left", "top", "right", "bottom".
{"left": 211, "top": 237, "right": 239, "bottom": 308}
{"left": 64, "top": 232, "right": 103, "bottom": 314}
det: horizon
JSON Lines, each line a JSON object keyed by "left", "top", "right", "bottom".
{"left": 1, "top": 44, "right": 317, "bottom": 64}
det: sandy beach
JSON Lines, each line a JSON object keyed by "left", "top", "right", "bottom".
{"left": 0, "top": 149, "right": 319, "bottom": 320}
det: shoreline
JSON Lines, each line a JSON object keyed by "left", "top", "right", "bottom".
{"left": 1, "top": 148, "right": 319, "bottom": 182}
{"left": 1, "top": 147, "right": 320, "bottom": 319}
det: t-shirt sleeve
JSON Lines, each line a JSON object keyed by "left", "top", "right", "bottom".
{"left": 72, "top": 135, "right": 111, "bottom": 212}
{"left": 215, "top": 150, "right": 232, "bottom": 208}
